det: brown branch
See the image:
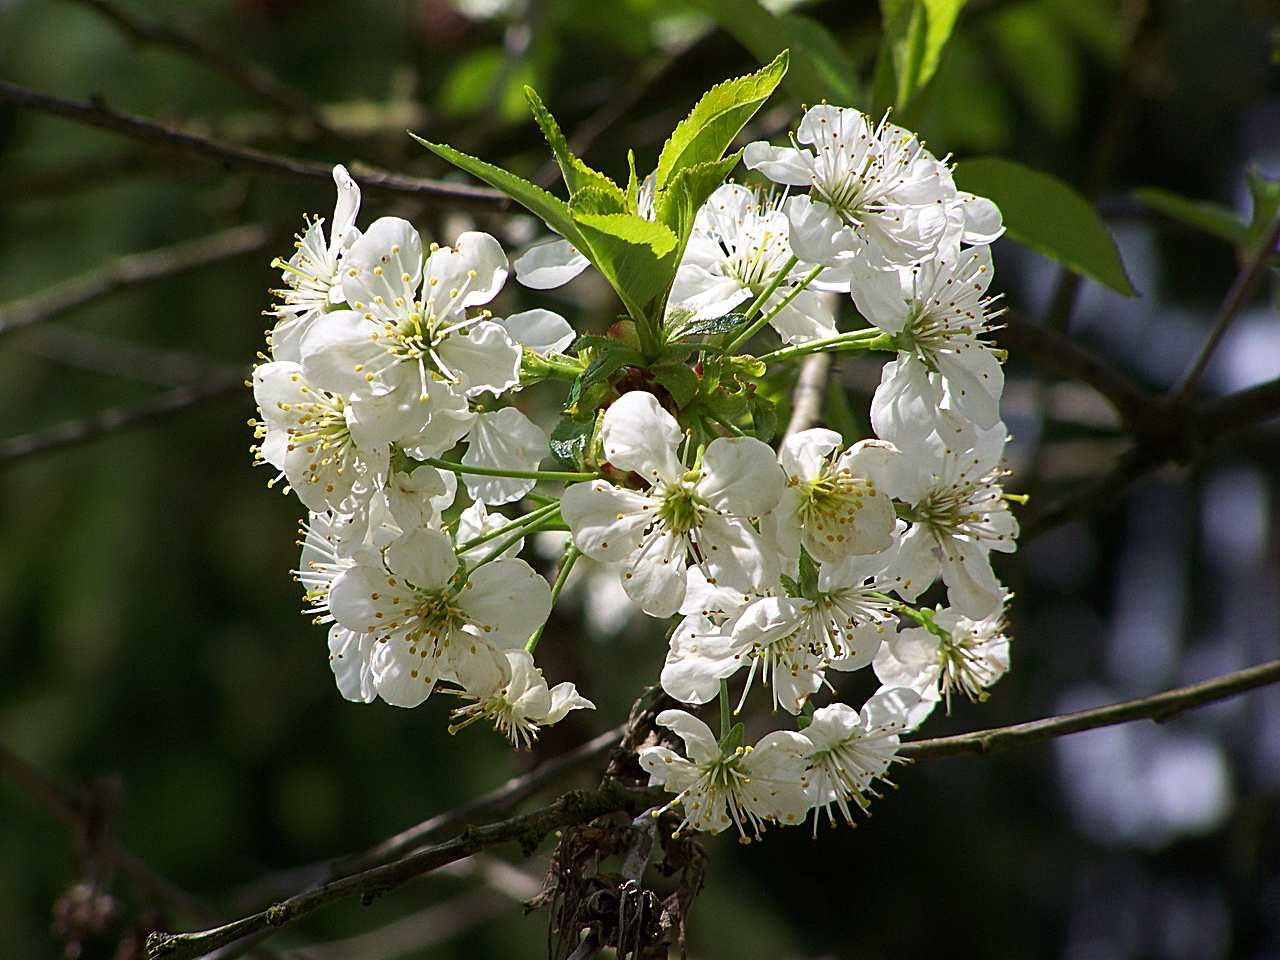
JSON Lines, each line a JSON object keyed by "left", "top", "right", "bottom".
{"left": 0, "top": 743, "right": 228, "bottom": 935}
{"left": 234, "top": 722, "right": 628, "bottom": 907}
{"left": 0, "top": 80, "right": 507, "bottom": 211}
{"left": 784, "top": 352, "right": 832, "bottom": 438}
{"left": 146, "top": 783, "right": 668, "bottom": 960}
{"left": 1171, "top": 199, "right": 1280, "bottom": 403}
{"left": 0, "top": 374, "right": 245, "bottom": 464}
{"left": 67, "top": 0, "right": 351, "bottom": 147}
{"left": 901, "top": 658, "right": 1280, "bottom": 759}
{"left": 0, "top": 223, "right": 271, "bottom": 338}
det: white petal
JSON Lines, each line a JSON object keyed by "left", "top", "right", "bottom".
{"left": 498, "top": 308, "right": 575, "bottom": 355}
{"left": 599, "top": 391, "right": 683, "bottom": 481}
{"left": 513, "top": 239, "right": 589, "bottom": 289}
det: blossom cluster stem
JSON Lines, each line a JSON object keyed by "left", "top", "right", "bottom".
{"left": 525, "top": 544, "right": 582, "bottom": 653}
{"left": 756, "top": 327, "right": 893, "bottom": 365}
{"left": 417, "top": 456, "right": 597, "bottom": 483}
{"left": 722, "top": 263, "right": 822, "bottom": 354}
{"left": 456, "top": 500, "right": 562, "bottom": 554}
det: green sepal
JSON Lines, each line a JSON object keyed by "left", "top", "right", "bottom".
{"left": 797, "top": 548, "right": 820, "bottom": 599}
{"left": 650, "top": 360, "right": 701, "bottom": 408}
{"left": 717, "top": 721, "right": 746, "bottom": 755}
{"left": 549, "top": 416, "right": 595, "bottom": 470}
{"left": 748, "top": 393, "right": 778, "bottom": 442}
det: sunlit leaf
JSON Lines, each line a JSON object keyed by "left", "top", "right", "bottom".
{"left": 956, "top": 157, "right": 1136, "bottom": 296}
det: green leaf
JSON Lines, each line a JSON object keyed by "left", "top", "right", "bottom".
{"left": 1134, "top": 187, "right": 1244, "bottom": 246}
{"left": 955, "top": 157, "right": 1136, "bottom": 296}
{"left": 412, "top": 135, "right": 585, "bottom": 250}
{"left": 650, "top": 360, "right": 700, "bottom": 408}
{"left": 877, "top": 0, "right": 967, "bottom": 111}
{"left": 654, "top": 153, "right": 744, "bottom": 265}
{"left": 679, "top": 312, "right": 751, "bottom": 338}
{"left": 1245, "top": 167, "right": 1280, "bottom": 250}
{"left": 524, "top": 87, "right": 625, "bottom": 202}
{"left": 687, "top": 2, "right": 859, "bottom": 106}
{"left": 653, "top": 50, "right": 788, "bottom": 192}
{"left": 549, "top": 417, "right": 594, "bottom": 470}
{"left": 748, "top": 393, "right": 777, "bottom": 442}
{"left": 570, "top": 210, "right": 681, "bottom": 316}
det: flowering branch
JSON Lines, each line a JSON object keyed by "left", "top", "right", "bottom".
{"left": 145, "top": 782, "right": 668, "bottom": 960}
{"left": 0, "top": 80, "right": 506, "bottom": 210}
{"left": 901, "top": 658, "right": 1280, "bottom": 758}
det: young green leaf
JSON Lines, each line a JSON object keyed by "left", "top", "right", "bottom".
{"left": 412, "top": 134, "right": 586, "bottom": 250}
{"left": 955, "top": 157, "right": 1136, "bottom": 297}
{"left": 549, "top": 417, "right": 595, "bottom": 470}
{"left": 570, "top": 211, "right": 681, "bottom": 318}
{"left": 1134, "top": 187, "right": 1245, "bottom": 247}
{"left": 524, "top": 86, "right": 625, "bottom": 202}
{"left": 654, "top": 153, "right": 743, "bottom": 266}
{"left": 877, "top": 0, "right": 966, "bottom": 111}
{"left": 653, "top": 50, "right": 788, "bottom": 192}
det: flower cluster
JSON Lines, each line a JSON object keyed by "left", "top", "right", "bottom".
{"left": 251, "top": 79, "right": 1019, "bottom": 839}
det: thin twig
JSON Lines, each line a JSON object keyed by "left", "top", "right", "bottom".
{"left": 1171, "top": 200, "right": 1280, "bottom": 404}
{"left": 67, "top": 0, "right": 351, "bottom": 147}
{"left": 901, "top": 658, "right": 1280, "bottom": 759}
{"left": 0, "top": 223, "right": 271, "bottom": 338}
{"left": 146, "top": 783, "right": 668, "bottom": 960}
{"left": 0, "top": 80, "right": 507, "bottom": 211}
{"left": 0, "top": 374, "right": 245, "bottom": 464}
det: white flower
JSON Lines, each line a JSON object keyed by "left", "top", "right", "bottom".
{"left": 639, "top": 710, "right": 811, "bottom": 840}
{"left": 448, "top": 649, "right": 593, "bottom": 746}
{"left": 252, "top": 360, "right": 388, "bottom": 513}
{"left": 670, "top": 183, "right": 836, "bottom": 345}
{"left": 766, "top": 429, "right": 900, "bottom": 564}
{"left": 327, "top": 527, "right": 551, "bottom": 707}
{"left": 745, "top": 105, "right": 956, "bottom": 269}
{"left": 559, "top": 391, "right": 784, "bottom": 617}
{"left": 728, "top": 549, "right": 899, "bottom": 714}
{"left": 857, "top": 245, "right": 1004, "bottom": 429}
{"left": 873, "top": 599, "right": 1011, "bottom": 723}
{"left": 269, "top": 165, "right": 362, "bottom": 361}
{"left": 799, "top": 688, "right": 918, "bottom": 829}
{"left": 877, "top": 412, "right": 1018, "bottom": 619}
{"left": 461, "top": 406, "right": 549, "bottom": 505}
{"left": 299, "top": 221, "right": 517, "bottom": 453}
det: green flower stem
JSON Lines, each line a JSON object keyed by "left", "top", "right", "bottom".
{"left": 521, "top": 350, "right": 584, "bottom": 384}
{"left": 419, "top": 457, "right": 597, "bottom": 483}
{"left": 741, "top": 255, "right": 798, "bottom": 324}
{"left": 467, "top": 504, "right": 563, "bottom": 572}
{"left": 720, "top": 679, "right": 732, "bottom": 738}
{"left": 525, "top": 543, "right": 582, "bottom": 653}
{"left": 756, "top": 328, "right": 894, "bottom": 365}
{"left": 722, "top": 263, "right": 823, "bottom": 354}
{"left": 456, "top": 501, "right": 562, "bottom": 554}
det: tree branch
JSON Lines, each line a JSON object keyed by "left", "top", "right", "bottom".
{"left": 901, "top": 658, "right": 1280, "bottom": 759}
{"left": 784, "top": 352, "right": 832, "bottom": 438}
{"left": 0, "top": 80, "right": 507, "bottom": 211}
{"left": 67, "top": 0, "right": 352, "bottom": 147}
{"left": 0, "top": 374, "right": 245, "bottom": 464}
{"left": 146, "top": 783, "right": 668, "bottom": 960}
{"left": 0, "top": 223, "right": 271, "bottom": 338}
